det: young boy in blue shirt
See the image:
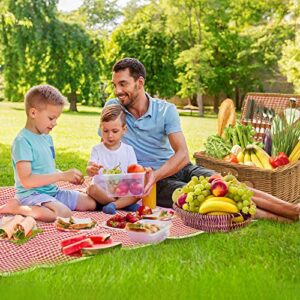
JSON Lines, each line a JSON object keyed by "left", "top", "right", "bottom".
{"left": 0, "top": 84, "right": 96, "bottom": 222}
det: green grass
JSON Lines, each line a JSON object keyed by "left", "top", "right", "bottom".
{"left": 0, "top": 101, "right": 299, "bottom": 300}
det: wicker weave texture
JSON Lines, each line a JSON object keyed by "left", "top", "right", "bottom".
{"left": 241, "top": 92, "right": 300, "bottom": 120}
{"left": 173, "top": 204, "right": 252, "bottom": 232}
{"left": 194, "top": 152, "right": 300, "bottom": 203}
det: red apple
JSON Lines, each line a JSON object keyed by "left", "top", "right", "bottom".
{"left": 208, "top": 174, "right": 223, "bottom": 183}
{"left": 129, "top": 182, "right": 144, "bottom": 195}
{"left": 177, "top": 193, "right": 187, "bottom": 208}
{"left": 127, "top": 164, "right": 145, "bottom": 173}
{"left": 210, "top": 180, "right": 228, "bottom": 197}
{"left": 115, "top": 181, "right": 129, "bottom": 196}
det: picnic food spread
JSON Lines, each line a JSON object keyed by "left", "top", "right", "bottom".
{"left": 55, "top": 217, "right": 97, "bottom": 231}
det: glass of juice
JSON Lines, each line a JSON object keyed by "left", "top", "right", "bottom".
{"left": 142, "top": 183, "right": 157, "bottom": 209}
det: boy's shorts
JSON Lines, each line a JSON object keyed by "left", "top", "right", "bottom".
{"left": 18, "top": 189, "right": 80, "bottom": 211}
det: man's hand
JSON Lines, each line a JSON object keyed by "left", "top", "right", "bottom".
{"left": 86, "top": 163, "right": 102, "bottom": 177}
{"left": 143, "top": 167, "right": 156, "bottom": 196}
{"left": 62, "top": 169, "right": 84, "bottom": 185}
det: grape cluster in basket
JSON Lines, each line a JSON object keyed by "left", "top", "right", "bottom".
{"left": 172, "top": 174, "right": 256, "bottom": 222}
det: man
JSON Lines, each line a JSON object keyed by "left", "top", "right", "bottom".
{"left": 106, "top": 57, "right": 215, "bottom": 207}
{"left": 105, "top": 57, "right": 300, "bottom": 221}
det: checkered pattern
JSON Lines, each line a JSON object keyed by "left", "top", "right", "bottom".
{"left": 0, "top": 182, "right": 203, "bottom": 275}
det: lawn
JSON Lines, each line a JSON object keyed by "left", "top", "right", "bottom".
{"left": 0, "top": 101, "right": 299, "bottom": 300}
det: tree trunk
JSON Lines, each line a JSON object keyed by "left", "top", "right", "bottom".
{"left": 196, "top": 92, "right": 204, "bottom": 117}
{"left": 213, "top": 95, "right": 219, "bottom": 114}
{"left": 235, "top": 86, "right": 240, "bottom": 110}
{"left": 69, "top": 92, "right": 78, "bottom": 112}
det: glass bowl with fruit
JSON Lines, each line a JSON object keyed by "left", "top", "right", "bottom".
{"left": 102, "top": 163, "right": 146, "bottom": 197}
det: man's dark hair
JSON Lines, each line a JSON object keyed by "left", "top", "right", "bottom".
{"left": 112, "top": 58, "right": 146, "bottom": 80}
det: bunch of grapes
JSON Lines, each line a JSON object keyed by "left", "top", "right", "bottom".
{"left": 182, "top": 176, "right": 212, "bottom": 213}
{"left": 103, "top": 163, "right": 122, "bottom": 175}
{"left": 226, "top": 181, "right": 256, "bottom": 216}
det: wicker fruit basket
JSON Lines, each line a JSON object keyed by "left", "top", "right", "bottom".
{"left": 173, "top": 204, "right": 252, "bottom": 232}
{"left": 194, "top": 152, "right": 300, "bottom": 203}
{"left": 194, "top": 93, "right": 300, "bottom": 204}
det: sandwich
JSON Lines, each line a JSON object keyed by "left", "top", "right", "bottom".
{"left": 12, "top": 216, "right": 37, "bottom": 240}
{"left": 0, "top": 215, "right": 25, "bottom": 239}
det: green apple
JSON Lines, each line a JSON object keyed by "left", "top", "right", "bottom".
{"left": 172, "top": 187, "right": 184, "bottom": 203}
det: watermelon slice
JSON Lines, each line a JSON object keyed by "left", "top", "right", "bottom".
{"left": 62, "top": 238, "right": 93, "bottom": 256}
{"left": 60, "top": 234, "right": 87, "bottom": 248}
{"left": 81, "top": 242, "right": 122, "bottom": 256}
{"left": 89, "top": 234, "right": 111, "bottom": 244}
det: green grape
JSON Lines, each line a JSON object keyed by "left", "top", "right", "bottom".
{"left": 249, "top": 206, "right": 256, "bottom": 215}
{"left": 194, "top": 188, "right": 202, "bottom": 195}
{"left": 233, "top": 194, "right": 241, "bottom": 202}
{"left": 199, "top": 176, "right": 205, "bottom": 181}
{"left": 237, "top": 202, "right": 243, "bottom": 210}
{"left": 229, "top": 185, "right": 238, "bottom": 194}
{"left": 191, "top": 176, "right": 199, "bottom": 184}
{"left": 243, "top": 200, "right": 250, "bottom": 207}
{"left": 242, "top": 207, "right": 249, "bottom": 214}
{"left": 182, "top": 203, "right": 189, "bottom": 211}
{"left": 241, "top": 194, "right": 250, "bottom": 201}
{"left": 237, "top": 188, "right": 244, "bottom": 196}
{"left": 202, "top": 190, "right": 210, "bottom": 197}
{"left": 186, "top": 192, "right": 194, "bottom": 203}
{"left": 205, "top": 183, "right": 211, "bottom": 190}
{"left": 197, "top": 194, "right": 205, "bottom": 202}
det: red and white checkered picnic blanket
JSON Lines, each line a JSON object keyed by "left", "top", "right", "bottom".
{"left": 0, "top": 182, "right": 203, "bottom": 275}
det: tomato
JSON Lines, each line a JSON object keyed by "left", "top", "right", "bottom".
{"left": 223, "top": 153, "right": 238, "bottom": 163}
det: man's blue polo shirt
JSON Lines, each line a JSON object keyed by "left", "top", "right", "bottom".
{"left": 105, "top": 94, "right": 182, "bottom": 170}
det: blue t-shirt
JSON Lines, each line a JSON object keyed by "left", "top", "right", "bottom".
{"left": 11, "top": 128, "right": 58, "bottom": 199}
{"left": 105, "top": 94, "right": 182, "bottom": 170}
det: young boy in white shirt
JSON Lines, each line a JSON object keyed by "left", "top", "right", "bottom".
{"left": 86, "top": 104, "right": 140, "bottom": 214}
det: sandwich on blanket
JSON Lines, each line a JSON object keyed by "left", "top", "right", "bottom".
{"left": 0, "top": 215, "right": 37, "bottom": 240}
{"left": 55, "top": 216, "right": 97, "bottom": 230}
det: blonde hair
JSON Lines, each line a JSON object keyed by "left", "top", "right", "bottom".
{"left": 25, "top": 84, "right": 67, "bottom": 115}
{"left": 101, "top": 104, "right": 126, "bottom": 126}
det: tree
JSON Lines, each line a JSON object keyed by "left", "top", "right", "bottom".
{"left": 104, "top": 1, "right": 180, "bottom": 98}
{"left": 1, "top": 0, "right": 103, "bottom": 110}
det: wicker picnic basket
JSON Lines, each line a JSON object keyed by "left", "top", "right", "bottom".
{"left": 173, "top": 204, "right": 252, "bottom": 232}
{"left": 194, "top": 93, "right": 300, "bottom": 204}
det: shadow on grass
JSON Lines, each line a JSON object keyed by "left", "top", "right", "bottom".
{"left": 0, "top": 143, "right": 89, "bottom": 187}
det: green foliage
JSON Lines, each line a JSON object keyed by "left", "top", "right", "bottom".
{"left": 104, "top": 2, "right": 180, "bottom": 98}
{"left": 1, "top": 0, "right": 104, "bottom": 109}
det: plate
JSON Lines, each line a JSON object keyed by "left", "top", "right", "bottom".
{"left": 54, "top": 219, "right": 97, "bottom": 232}
{"left": 142, "top": 209, "right": 175, "bottom": 221}
{"left": 101, "top": 221, "right": 126, "bottom": 232}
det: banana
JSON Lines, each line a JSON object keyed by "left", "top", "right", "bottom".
{"left": 207, "top": 212, "right": 230, "bottom": 215}
{"left": 250, "top": 151, "right": 264, "bottom": 168}
{"left": 289, "top": 140, "right": 300, "bottom": 163}
{"left": 199, "top": 200, "right": 239, "bottom": 214}
{"left": 204, "top": 196, "right": 237, "bottom": 205}
{"left": 244, "top": 150, "right": 251, "bottom": 163}
{"left": 231, "top": 213, "right": 244, "bottom": 223}
{"left": 237, "top": 151, "right": 244, "bottom": 163}
{"left": 252, "top": 145, "right": 273, "bottom": 169}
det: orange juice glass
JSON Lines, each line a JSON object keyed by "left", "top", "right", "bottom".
{"left": 142, "top": 183, "right": 157, "bottom": 209}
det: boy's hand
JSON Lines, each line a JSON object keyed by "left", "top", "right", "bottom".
{"left": 62, "top": 169, "right": 84, "bottom": 185}
{"left": 86, "top": 163, "right": 102, "bottom": 177}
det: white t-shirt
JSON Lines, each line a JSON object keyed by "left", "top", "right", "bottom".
{"left": 90, "top": 142, "right": 137, "bottom": 186}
